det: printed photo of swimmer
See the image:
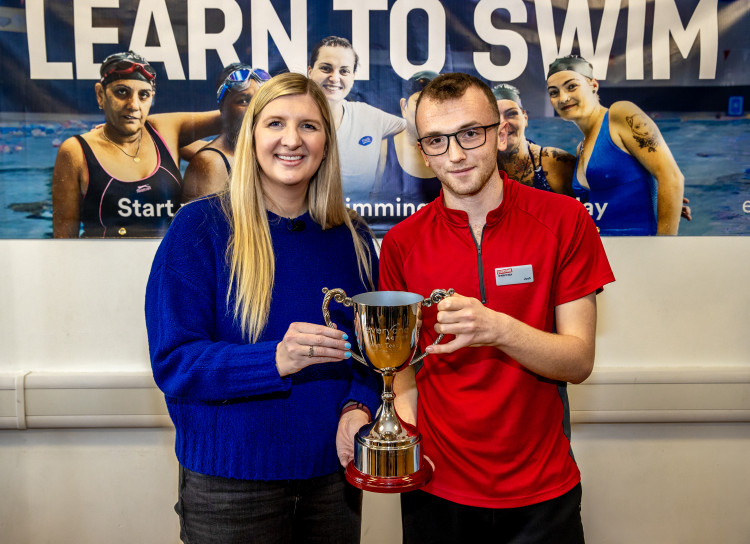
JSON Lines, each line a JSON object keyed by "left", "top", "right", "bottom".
{"left": 546, "top": 55, "right": 687, "bottom": 236}
{"left": 492, "top": 83, "right": 576, "bottom": 197}
{"left": 51, "top": 52, "right": 220, "bottom": 238}
{"left": 0, "top": 2, "right": 747, "bottom": 238}
{"left": 181, "top": 64, "right": 271, "bottom": 203}
{"left": 308, "top": 36, "right": 406, "bottom": 203}
{"left": 375, "top": 71, "right": 442, "bottom": 204}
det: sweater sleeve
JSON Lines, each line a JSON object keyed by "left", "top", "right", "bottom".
{"left": 145, "top": 206, "right": 292, "bottom": 402}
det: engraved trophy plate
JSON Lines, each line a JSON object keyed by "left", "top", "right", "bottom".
{"left": 322, "top": 288, "right": 453, "bottom": 493}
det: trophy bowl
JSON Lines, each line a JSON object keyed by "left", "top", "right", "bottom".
{"left": 322, "top": 288, "right": 453, "bottom": 493}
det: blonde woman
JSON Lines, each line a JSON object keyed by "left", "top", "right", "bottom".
{"left": 145, "top": 72, "right": 380, "bottom": 543}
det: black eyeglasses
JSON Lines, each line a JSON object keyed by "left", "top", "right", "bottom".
{"left": 417, "top": 122, "right": 500, "bottom": 156}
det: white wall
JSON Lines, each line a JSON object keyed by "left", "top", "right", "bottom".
{"left": 1, "top": 237, "right": 749, "bottom": 543}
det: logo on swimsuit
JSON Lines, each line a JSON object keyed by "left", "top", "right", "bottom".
{"left": 136, "top": 184, "right": 152, "bottom": 193}
{"left": 358, "top": 136, "right": 373, "bottom": 146}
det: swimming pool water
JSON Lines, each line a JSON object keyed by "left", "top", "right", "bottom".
{"left": 1, "top": 116, "right": 748, "bottom": 238}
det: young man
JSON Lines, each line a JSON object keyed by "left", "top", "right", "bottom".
{"left": 375, "top": 70, "right": 441, "bottom": 204}
{"left": 379, "top": 73, "right": 615, "bottom": 543}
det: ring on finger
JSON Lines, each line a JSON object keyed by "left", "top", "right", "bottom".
{"left": 308, "top": 346, "right": 314, "bottom": 358}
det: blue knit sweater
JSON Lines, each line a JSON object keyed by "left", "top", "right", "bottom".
{"left": 145, "top": 196, "right": 381, "bottom": 480}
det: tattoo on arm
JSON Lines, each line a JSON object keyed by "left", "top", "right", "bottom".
{"left": 545, "top": 148, "right": 575, "bottom": 164}
{"left": 626, "top": 113, "right": 660, "bottom": 152}
{"left": 514, "top": 154, "right": 534, "bottom": 186}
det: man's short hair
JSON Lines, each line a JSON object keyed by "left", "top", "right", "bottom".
{"left": 415, "top": 73, "right": 499, "bottom": 132}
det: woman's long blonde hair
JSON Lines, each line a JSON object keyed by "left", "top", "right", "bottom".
{"left": 223, "top": 71, "right": 375, "bottom": 343}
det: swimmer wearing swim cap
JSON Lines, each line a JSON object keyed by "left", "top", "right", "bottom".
{"left": 545, "top": 55, "right": 688, "bottom": 235}
{"left": 546, "top": 55, "right": 594, "bottom": 80}
{"left": 99, "top": 51, "right": 156, "bottom": 88}
{"left": 492, "top": 83, "right": 575, "bottom": 196}
{"left": 52, "top": 51, "right": 221, "bottom": 238}
{"left": 181, "top": 63, "right": 272, "bottom": 202}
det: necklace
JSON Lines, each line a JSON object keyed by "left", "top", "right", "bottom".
{"left": 102, "top": 129, "right": 143, "bottom": 163}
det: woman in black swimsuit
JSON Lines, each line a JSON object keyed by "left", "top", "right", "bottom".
{"left": 493, "top": 83, "right": 575, "bottom": 196}
{"left": 52, "top": 51, "right": 221, "bottom": 238}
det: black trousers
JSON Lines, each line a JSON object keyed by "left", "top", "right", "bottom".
{"left": 175, "top": 465, "right": 362, "bottom": 544}
{"left": 401, "top": 483, "right": 585, "bottom": 544}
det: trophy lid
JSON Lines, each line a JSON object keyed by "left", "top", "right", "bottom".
{"left": 352, "top": 291, "right": 424, "bottom": 307}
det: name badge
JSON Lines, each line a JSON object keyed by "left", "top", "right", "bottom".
{"left": 495, "top": 264, "right": 534, "bottom": 286}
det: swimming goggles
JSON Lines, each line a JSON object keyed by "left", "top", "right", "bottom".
{"left": 216, "top": 68, "right": 271, "bottom": 104}
{"left": 100, "top": 60, "right": 156, "bottom": 84}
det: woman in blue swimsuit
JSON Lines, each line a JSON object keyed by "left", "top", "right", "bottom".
{"left": 546, "top": 55, "right": 687, "bottom": 235}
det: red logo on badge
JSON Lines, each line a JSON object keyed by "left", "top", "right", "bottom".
{"left": 496, "top": 268, "right": 512, "bottom": 276}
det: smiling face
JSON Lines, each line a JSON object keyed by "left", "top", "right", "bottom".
{"left": 546, "top": 71, "right": 599, "bottom": 121}
{"left": 307, "top": 46, "right": 356, "bottom": 104}
{"left": 416, "top": 85, "right": 501, "bottom": 199}
{"left": 96, "top": 79, "right": 155, "bottom": 136}
{"left": 254, "top": 93, "right": 328, "bottom": 197}
{"left": 496, "top": 99, "right": 528, "bottom": 155}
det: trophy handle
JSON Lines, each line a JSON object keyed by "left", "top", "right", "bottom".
{"left": 322, "top": 287, "right": 367, "bottom": 366}
{"left": 410, "top": 288, "right": 455, "bottom": 366}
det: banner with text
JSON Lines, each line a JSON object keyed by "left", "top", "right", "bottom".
{"left": 0, "top": 0, "right": 747, "bottom": 237}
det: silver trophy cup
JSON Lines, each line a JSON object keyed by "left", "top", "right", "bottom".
{"left": 322, "top": 288, "right": 453, "bottom": 493}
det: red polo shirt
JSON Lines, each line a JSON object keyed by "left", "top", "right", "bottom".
{"left": 379, "top": 174, "right": 615, "bottom": 508}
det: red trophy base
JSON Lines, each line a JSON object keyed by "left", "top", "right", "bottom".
{"left": 345, "top": 461, "right": 432, "bottom": 493}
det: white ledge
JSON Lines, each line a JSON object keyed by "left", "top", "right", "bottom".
{"left": 582, "top": 366, "right": 750, "bottom": 385}
{"left": 1, "top": 367, "right": 749, "bottom": 429}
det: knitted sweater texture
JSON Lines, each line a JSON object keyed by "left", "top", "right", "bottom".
{"left": 145, "top": 196, "right": 381, "bottom": 480}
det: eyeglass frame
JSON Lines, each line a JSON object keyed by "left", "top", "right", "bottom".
{"left": 216, "top": 68, "right": 271, "bottom": 105}
{"left": 417, "top": 121, "right": 501, "bottom": 156}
